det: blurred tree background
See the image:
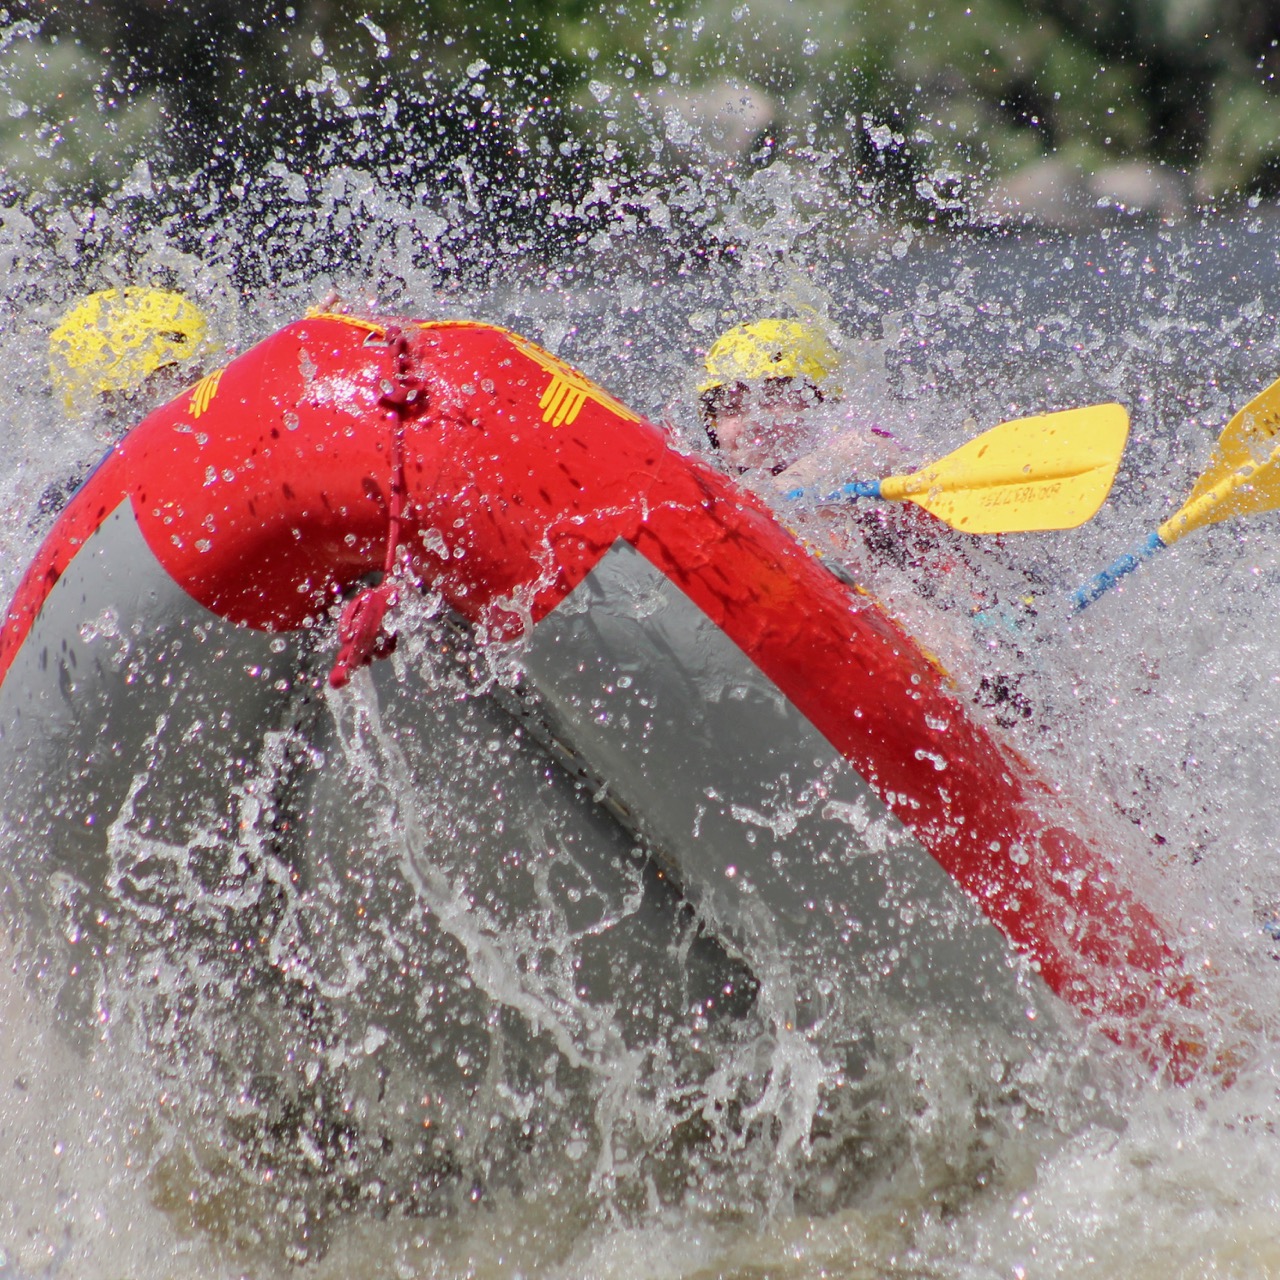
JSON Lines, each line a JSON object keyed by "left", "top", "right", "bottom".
{"left": 3, "top": 0, "right": 1280, "bottom": 269}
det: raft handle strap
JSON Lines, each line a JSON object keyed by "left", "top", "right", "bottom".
{"left": 329, "top": 325, "right": 424, "bottom": 689}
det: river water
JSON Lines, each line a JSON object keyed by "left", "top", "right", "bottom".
{"left": 4, "top": 173, "right": 1280, "bottom": 1277}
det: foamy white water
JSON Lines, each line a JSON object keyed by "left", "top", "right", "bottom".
{"left": 3, "top": 161, "right": 1280, "bottom": 1279}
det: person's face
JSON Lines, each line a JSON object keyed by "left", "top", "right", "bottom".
{"left": 704, "top": 378, "right": 824, "bottom": 473}
{"left": 93, "top": 359, "right": 207, "bottom": 443}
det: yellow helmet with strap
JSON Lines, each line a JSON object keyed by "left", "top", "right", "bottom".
{"left": 49, "top": 287, "right": 211, "bottom": 409}
{"left": 698, "top": 318, "right": 841, "bottom": 396}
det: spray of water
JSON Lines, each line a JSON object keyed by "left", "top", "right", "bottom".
{"left": 4, "top": 15, "right": 1280, "bottom": 1274}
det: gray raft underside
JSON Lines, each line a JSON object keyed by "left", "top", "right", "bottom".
{"left": 0, "top": 502, "right": 1068, "bottom": 1217}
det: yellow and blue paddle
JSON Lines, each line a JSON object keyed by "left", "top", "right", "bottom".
{"left": 786, "top": 403, "right": 1131, "bottom": 535}
{"left": 1072, "top": 374, "right": 1280, "bottom": 611}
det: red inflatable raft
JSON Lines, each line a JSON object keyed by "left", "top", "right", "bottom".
{"left": 0, "top": 313, "right": 1225, "bottom": 1082}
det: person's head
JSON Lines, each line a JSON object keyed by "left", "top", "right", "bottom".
{"left": 698, "top": 318, "right": 840, "bottom": 472}
{"left": 49, "top": 287, "right": 212, "bottom": 414}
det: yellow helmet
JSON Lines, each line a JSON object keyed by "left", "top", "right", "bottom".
{"left": 698, "top": 318, "right": 841, "bottom": 396}
{"left": 49, "top": 287, "right": 211, "bottom": 409}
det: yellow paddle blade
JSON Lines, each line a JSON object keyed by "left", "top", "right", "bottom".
{"left": 1160, "top": 374, "right": 1280, "bottom": 540}
{"left": 878, "top": 403, "right": 1130, "bottom": 534}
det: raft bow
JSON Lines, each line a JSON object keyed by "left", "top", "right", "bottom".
{"left": 0, "top": 313, "right": 1228, "bottom": 1083}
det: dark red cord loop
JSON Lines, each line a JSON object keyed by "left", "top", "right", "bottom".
{"left": 329, "top": 580, "right": 399, "bottom": 689}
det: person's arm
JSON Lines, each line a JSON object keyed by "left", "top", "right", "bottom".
{"left": 771, "top": 425, "right": 907, "bottom": 496}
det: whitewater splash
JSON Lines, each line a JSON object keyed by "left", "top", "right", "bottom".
{"left": 4, "top": 149, "right": 1280, "bottom": 1278}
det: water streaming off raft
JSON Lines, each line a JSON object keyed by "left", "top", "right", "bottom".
{"left": 5, "top": 194, "right": 1280, "bottom": 1278}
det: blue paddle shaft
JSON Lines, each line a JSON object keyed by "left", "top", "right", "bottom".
{"left": 1071, "top": 530, "right": 1166, "bottom": 612}
{"left": 784, "top": 479, "right": 883, "bottom": 503}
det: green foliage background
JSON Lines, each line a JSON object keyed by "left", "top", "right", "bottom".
{"left": 3, "top": 0, "right": 1280, "bottom": 242}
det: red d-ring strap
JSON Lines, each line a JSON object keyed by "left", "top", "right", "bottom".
{"left": 329, "top": 326, "right": 424, "bottom": 688}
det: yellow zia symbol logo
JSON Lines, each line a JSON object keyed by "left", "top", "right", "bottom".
{"left": 188, "top": 368, "right": 224, "bottom": 419}
{"left": 509, "top": 332, "right": 641, "bottom": 428}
